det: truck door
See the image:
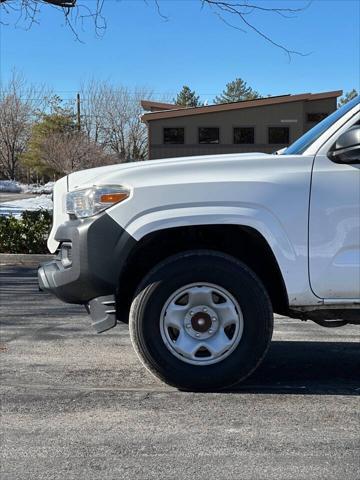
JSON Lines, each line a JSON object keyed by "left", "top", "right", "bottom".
{"left": 309, "top": 118, "right": 360, "bottom": 299}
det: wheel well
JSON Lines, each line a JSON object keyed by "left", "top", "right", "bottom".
{"left": 116, "top": 225, "right": 289, "bottom": 322}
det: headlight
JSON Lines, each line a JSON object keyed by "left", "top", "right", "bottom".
{"left": 66, "top": 185, "right": 131, "bottom": 219}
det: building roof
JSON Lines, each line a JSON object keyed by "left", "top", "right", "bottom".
{"left": 141, "top": 90, "right": 342, "bottom": 122}
{"left": 141, "top": 100, "right": 184, "bottom": 112}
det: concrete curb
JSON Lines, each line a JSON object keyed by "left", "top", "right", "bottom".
{"left": 0, "top": 253, "right": 54, "bottom": 267}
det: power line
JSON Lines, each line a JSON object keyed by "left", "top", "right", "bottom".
{"left": 0, "top": 91, "right": 227, "bottom": 98}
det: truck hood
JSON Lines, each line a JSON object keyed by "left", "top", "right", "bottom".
{"left": 67, "top": 152, "right": 273, "bottom": 191}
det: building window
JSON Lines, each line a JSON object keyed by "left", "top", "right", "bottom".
{"left": 234, "top": 127, "right": 255, "bottom": 144}
{"left": 199, "top": 127, "right": 220, "bottom": 144}
{"left": 268, "top": 127, "right": 289, "bottom": 144}
{"left": 307, "top": 113, "right": 329, "bottom": 123}
{"left": 163, "top": 127, "right": 184, "bottom": 144}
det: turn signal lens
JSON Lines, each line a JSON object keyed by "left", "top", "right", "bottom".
{"left": 100, "top": 192, "right": 129, "bottom": 203}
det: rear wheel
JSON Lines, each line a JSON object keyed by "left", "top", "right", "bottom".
{"left": 129, "top": 250, "right": 273, "bottom": 391}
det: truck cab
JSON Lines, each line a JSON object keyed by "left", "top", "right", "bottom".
{"left": 38, "top": 96, "right": 360, "bottom": 391}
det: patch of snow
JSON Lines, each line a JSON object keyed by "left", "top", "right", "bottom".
{"left": 0, "top": 195, "right": 53, "bottom": 218}
{"left": 22, "top": 182, "right": 55, "bottom": 194}
{"left": 0, "top": 180, "right": 54, "bottom": 194}
{"left": 0, "top": 180, "right": 22, "bottom": 193}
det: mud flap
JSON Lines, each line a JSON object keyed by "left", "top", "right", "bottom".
{"left": 87, "top": 295, "right": 117, "bottom": 333}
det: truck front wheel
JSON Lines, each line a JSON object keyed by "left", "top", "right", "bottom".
{"left": 129, "top": 250, "right": 273, "bottom": 391}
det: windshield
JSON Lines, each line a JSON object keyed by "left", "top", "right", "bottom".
{"left": 283, "top": 95, "right": 360, "bottom": 155}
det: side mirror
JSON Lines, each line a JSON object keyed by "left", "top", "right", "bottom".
{"left": 328, "top": 125, "right": 360, "bottom": 164}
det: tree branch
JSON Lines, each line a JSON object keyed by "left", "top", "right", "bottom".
{"left": 0, "top": 0, "right": 311, "bottom": 57}
{"left": 202, "top": 0, "right": 311, "bottom": 60}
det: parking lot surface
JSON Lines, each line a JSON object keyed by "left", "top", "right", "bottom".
{"left": 0, "top": 192, "right": 34, "bottom": 203}
{"left": 0, "top": 265, "right": 359, "bottom": 480}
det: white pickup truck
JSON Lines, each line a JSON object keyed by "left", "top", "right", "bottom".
{"left": 38, "top": 96, "right": 360, "bottom": 391}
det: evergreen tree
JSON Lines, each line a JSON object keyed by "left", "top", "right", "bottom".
{"left": 338, "top": 89, "right": 358, "bottom": 107}
{"left": 174, "top": 86, "right": 202, "bottom": 107}
{"left": 214, "top": 78, "right": 260, "bottom": 104}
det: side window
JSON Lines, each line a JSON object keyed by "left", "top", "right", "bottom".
{"left": 268, "top": 127, "right": 289, "bottom": 145}
{"left": 199, "top": 127, "right": 220, "bottom": 144}
{"left": 163, "top": 128, "right": 185, "bottom": 144}
{"left": 307, "top": 113, "right": 329, "bottom": 123}
{"left": 234, "top": 127, "right": 255, "bottom": 144}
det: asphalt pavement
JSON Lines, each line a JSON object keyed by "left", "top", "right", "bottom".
{"left": 0, "top": 192, "right": 35, "bottom": 203}
{"left": 0, "top": 265, "right": 359, "bottom": 480}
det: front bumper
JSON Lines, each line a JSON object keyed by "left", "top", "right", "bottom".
{"left": 38, "top": 212, "right": 136, "bottom": 331}
{"left": 38, "top": 213, "right": 124, "bottom": 303}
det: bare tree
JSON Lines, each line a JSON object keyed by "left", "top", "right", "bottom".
{"left": 80, "top": 79, "right": 108, "bottom": 144}
{"left": 81, "top": 81, "right": 153, "bottom": 161}
{"left": 0, "top": 74, "right": 150, "bottom": 180}
{"left": 1, "top": 1, "right": 310, "bottom": 58}
{"left": 0, "top": 71, "right": 47, "bottom": 179}
{"left": 127, "top": 88, "right": 152, "bottom": 159}
{"left": 39, "top": 131, "right": 112, "bottom": 175}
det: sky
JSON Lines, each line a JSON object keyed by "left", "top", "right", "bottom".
{"left": 0, "top": 0, "right": 359, "bottom": 105}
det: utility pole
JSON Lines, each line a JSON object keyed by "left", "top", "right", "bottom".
{"left": 76, "top": 93, "right": 81, "bottom": 131}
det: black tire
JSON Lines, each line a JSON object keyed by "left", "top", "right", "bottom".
{"left": 129, "top": 250, "right": 273, "bottom": 391}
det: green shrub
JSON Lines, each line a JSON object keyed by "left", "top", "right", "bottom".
{"left": 0, "top": 210, "right": 52, "bottom": 254}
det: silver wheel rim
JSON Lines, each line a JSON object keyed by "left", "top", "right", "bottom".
{"left": 160, "top": 283, "right": 244, "bottom": 366}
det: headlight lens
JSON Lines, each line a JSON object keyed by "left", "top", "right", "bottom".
{"left": 66, "top": 185, "right": 131, "bottom": 219}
